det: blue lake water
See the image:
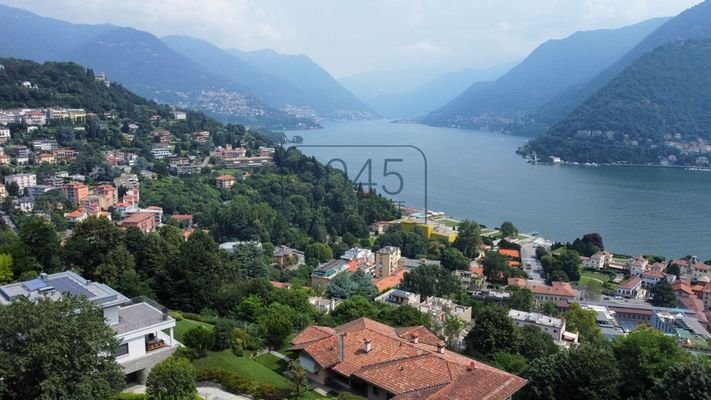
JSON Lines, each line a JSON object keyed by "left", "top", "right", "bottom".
{"left": 292, "top": 120, "right": 711, "bottom": 259}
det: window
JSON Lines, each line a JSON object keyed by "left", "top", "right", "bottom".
{"left": 116, "top": 343, "right": 129, "bottom": 357}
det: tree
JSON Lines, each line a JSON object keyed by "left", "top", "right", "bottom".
{"left": 0, "top": 296, "right": 123, "bottom": 399}
{"left": 556, "top": 248, "right": 582, "bottom": 281}
{"left": 482, "top": 251, "right": 509, "bottom": 282}
{"left": 61, "top": 217, "right": 122, "bottom": 280}
{"left": 492, "top": 352, "right": 528, "bottom": 375}
{"left": 524, "top": 344, "right": 621, "bottom": 400}
{"left": 650, "top": 280, "right": 677, "bottom": 308}
{"left": 305, "top": 243, "right": 333, "bottom": 266}
{"left": 654, "top": 358, "right": 711, "bottom": 399}
{"left": 508, "top": 286, "right": 535, "bottom": 311}
{"left": 400, "top": 264, "right": 462, "bottom": 298}
{"left": 538, "top": 301, "right": 560, "bottom": 317}
{"left": 330, "top": 295, "right": 376, "bottom": 324}
{"left": 612, "top": 325, "right": 690, "bottom": 399}
{"left": 212, "top": 319, "right": 237, "bottom": 351}
{"left": 500, "top": 221, "right": 518, "bottom": 238}
{"left": 443, "top": 313, "right": 466, "bottom": 349}
{"left": 233, "top": 243, "right": 268, "bottom": 279}
{"left": 145, "top": 357, "right": 197, "bottom": 400}
{"left": 183, "top": 326, "right": 214, "bottom": 357}
{"left": 440, "top": 247, "right": 470, "bottom": 271}
{"left": 581, "top": 233, "right": 604, "bottom": 250}
{"left": 258, "top": 303, "right": 294, "bottom": 347}
{"left": 564, "top": 303, "right": 601, "bottom": 343}
{"left": 518, "top": 325, "right": 558, "bottom": 360}
{"left": 581, "top": 279, "right": 602, "bottom": 301}
{"left": 452, "top": 220, "right": 482, "bottom": 258}
{"left": 464, "top": 306, "right": 519, "bottom": 360}
{"left": 289, "top": 360, "right": 309, "bottom": 397}
{"left": 0, "top": 253, "right": 12, "bottom": 283}
{"left": 18, "top": 216, "right": 61, "bottom": 272}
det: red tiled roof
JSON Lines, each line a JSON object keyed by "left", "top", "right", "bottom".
{"left": 618, "top": 276, "right": 642, "bottom": 290}
{"left": 171, "top": 214, "right": 193, "bottom": 220}
{"left": 291, "top": 318, "right": 526, "bottom": 399}
{"left": 498, "top": 249, "right": 520, "bottom": 259}
{"left": 374, "top": 268, "right": 406, "bottom": 292}
{"left": 269, "top": 281, "right": 291, "bottom": 289}
{"left": 216, "top": 175, "right": 236, "bottom": 181}
{"left": 523, "top": 281, "right": 576, "bottom": 298}
{"left": 672, "top": 281, "right": 693, "bottom": 295}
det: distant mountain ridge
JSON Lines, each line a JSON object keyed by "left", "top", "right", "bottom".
{"left": 339, "top": 65, "right": 512, "bottom": 118}
{"left": 0, "top": 3, "right": 361, "bottom": 129}
{"left": 521, "top": 39, "right": 711, "bottom": 165}
{"left": 421, "top": 18, "right": 668, "bottom": 135}
{"left": 531, "top": 0, "right": 711, "bottom": 134}
{"left": 226, "top": 48, "right": 376, "bottom": 120}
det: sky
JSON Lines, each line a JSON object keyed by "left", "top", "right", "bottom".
{"left": 2, "top": 0, "right": 701, "bottom": 78}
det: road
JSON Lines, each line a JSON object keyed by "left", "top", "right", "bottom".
{"left": 0, "top": 211, "right": 17, "bottom": 232}
{"left": 520, "top": 240, "right": 545, "bottom": 283}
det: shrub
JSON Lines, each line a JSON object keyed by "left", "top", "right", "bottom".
{"left": 182, "top": 326, "right": 214, "bottom": 357}
{"left": 113, "top": 394, "right": 146, "bottom": 400}
{"left": 170, "top": 311, "right": 184, "bottom": 321}
{"left": 212, "top": 319, "right": 237, "bottom": 351}
{"left": 145, "top": 357, "right": 197, "bottom": 400}
{"left": 173, "top": 346, "right": 199, "bottom": 361}
{"left": 181, "top": 312, "right": 218, "bottom": 325}
{"left": 195, "top": 369, "right": 254, "bottom": 395}
{"left": 255, "top": 384, "right": 285, "bottom": 400}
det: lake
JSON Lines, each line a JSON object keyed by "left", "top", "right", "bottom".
{"left": 292, "top": 119, "right": 711, "bottom": 259}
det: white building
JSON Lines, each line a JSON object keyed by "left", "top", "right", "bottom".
{"left": 0, "top": 271, "right": 178, "bottom": 384}
{"left": 508, "top": 309, "right": 578, "bottom": 345}
{"left": 4, "top": 173, "right": 37, "bottom": 192}
{"left": 340, "top": 247, "right": 374, "bottom": 265}
{"left": 627, "top": 256, "right": 649, "bottom": 276}
{"left": 0, "top": 128, "right": 10, "bottom": 143}
{"left": 151, "top": 148, "right": 171, "bottom": 159}
{"left": 172, "top": 111, "right": 187, "bottom": 120}
{"left": 584, "top": 251, "right": 612, "bottom": 270}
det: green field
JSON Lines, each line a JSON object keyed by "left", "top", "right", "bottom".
{"left": 254, "top": 353, "right": 289, "bottom": 374}
{"left": 578, "top": 271, "right": 611, "bottom": 285}
{"left": 193, "top": 351, "right": 292, "bottom": 389}
{"left": 172, "top": 319, "right": 214, "bottom": 343}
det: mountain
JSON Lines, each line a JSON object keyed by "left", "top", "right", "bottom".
{"left": 340, "top": 66, "right": 511, "bottom": 118}
{"left": 0, "top": 3, "right": 317, "bottom": 130}
{"left": 521, "top": 39, "right": 711, "bottom": 165}
{"left": 532, "top": 0, "right": 711, "bottom": 134}
{"left": 421, "top": 18, "right": 667, "bottom": 135}
{"left": 226, "top": 48, "right": 375, "bottom": 120}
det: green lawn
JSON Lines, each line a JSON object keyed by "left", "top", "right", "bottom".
{"left": 172, "top": 319, "right": 214, "bottom": 343}
{"left": 193, "top": 351, "right": 292, "bottom": 389}
{"left": 440, "top": 218, "right": 460, "bottom": 228}
{"left": 254, "top": 353, "right": 290, "bottom": 374}
{"left": 579, "top": 271, "right": 611, "bottom": 284}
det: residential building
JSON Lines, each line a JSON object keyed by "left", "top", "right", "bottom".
{"left": 627, "top": 256, "right": 649, "bottom": 276}
{"left": 119, "top": 212, "right": 158, "bottom": 233}
{"left": 651, "top": 311, "right": 711, "bottom": 346}
{"left": 616, "top": 276, "right": 643, "bottom": 299}
{"left": 113, "top": 202, "right": 139, "bottom": 218}
{"left": 93, "top": 184, "right": 118, "bottom": 210}
{"left": 273, "top": 245, "right": 305, "bottom": 269}
{"left": 14, "top": 196, "right": 34, "bottom": 212}
{"left": 62, "top": 181, "right": 89, "bottom": 205}
{"left": 215, "top": 175, "right": 236, "bottom": 189}
{"left": 0, "top": 152, "right": 10, "bottom": 165}
{"left": 114, "top": 173, "right": 140, "bottom": 190}
{"left": 375, "top": 246, "right": 401, "bottom": 279}
{"left": 311, "top": 260, "right": 350, "bottom": 291}
{"left": 508, "top": 309, "right": 578, "bottom": 345}
{"left": 53, "top": 148, "right": 77, "bottom": 163}
{"left": 216, "top": 145, "right": 246, "bottom": 160}
{"left": 584, "top": 251, "right": 613, "bottom": 270}
{"left": 32, "top": 138, "right": 58, "bottom": 152}
{"left": 23, "top": 110, "right": 46, "bottom": 125}
{"left": 308, "top": 297, "right": 342, "bottom": 314}
{"left": 0, "top": 271, "right": 177, "bottom": 384}
{"left": 4, "top": 173, "right": 37, "bottom": 192}
{"left": 169, "top": 214, "right": 193, "bottom": 228}
{"left": 36, "top": 152, "right": 56, "bottom": 164}
{"left": 26, "top": 185, "right": 54, "bottom": 199}
{"left": 641, "top": 262, "right": 674, "bottom": 288}
{"left": 508, "top": 278, "right": 577, "bottom": 303}
{"left": 454, "top": 267, "right": 487, "bottom": 291}
{"left": 193, "top": 131, "right": 210, "bottom": 144}
{"left": 341, "top": 247, "right": 374, "bottom": 265}
{"left": 141, "top": 206, "right": 164, "bottom": 225}
{"left": 691, "top": 262, "right": 711, "bottom": 283}
{"left": 172, "top": 111, "right": 187, "bottom": 120}
{"left": 64, "top": 208, "right": 89, "bottom": 223}
{"left": 0, "top": 127, "right": 10, "bottom": 143}
{"left": 290, "top": 318, "right": 527, "bottom": 400}
{"left": 151, "top": 148, "right": 171, "bottom": 159}
{"left": 0, "top": 184, "right": 6, "bottom": 199}
{"left": 375, "top": 289, "right": 421, "bottom": 307}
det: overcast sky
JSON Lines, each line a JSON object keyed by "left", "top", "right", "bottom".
{"left": 2, "top": 0, "right": 701, "bottom": 77}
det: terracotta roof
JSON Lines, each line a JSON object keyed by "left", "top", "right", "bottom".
{"left": 672, "top": 281, "right": 694, "bottom": 296}
{"left": 470, "top": 267, "right": 484, "bottom": 276}
{"left": 216, "top": 175, "right": 236, "bottom": 181}
{"left": 506, "top": 278, "right": 527, "bottom": 288}
{"left": 291, "top": 318, "right": 526, "bottom": 399}
{"left": 525, "top": 281, "right": 576, "bottom": 298}
{"left": 692, "top": 263, "right": 711, "bottom": 272}
{"left": 120, "top": 212, "right": 155, "bottom": 224}
{"left": 269, "top": 281, "right": 291, "bottom": 289}
{"left": 374, "top": 268, "right": 407, "bottom": 292}
{"left": 618, "top": 276, "right": 642, "bottom": 290}
{"left": 171, "top": 214, "right": 193, "bottom": 220}
{"left": 498, "top": 249, "right": 520, "bottom": 259}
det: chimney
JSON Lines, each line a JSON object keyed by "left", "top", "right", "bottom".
{"left": 40, "top": 272, "right": 48, "bottom": 281}
{"left": 467, "top": 361, "right": 477, "bottom": 371}
{"left": 411, "top": 334, "right": 419, "bottom": 344}
{"left": 363, "top": 338, "right": 372, "bottom": 353}
{"left": 437, "top": 342, "right": 445, "bottom": 354}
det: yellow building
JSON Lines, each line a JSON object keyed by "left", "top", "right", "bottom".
{"left": 399, "top": 218, "right": 458, "bottom": 243}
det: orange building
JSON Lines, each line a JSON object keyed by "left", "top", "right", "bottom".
{"left": 62, "top": 181, "right": 89, "bottom": 205}
{"left": 119, "top": 212, "right": 157, "bottom": 233}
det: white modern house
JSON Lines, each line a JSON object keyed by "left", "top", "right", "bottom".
{"left": 0, "top": 271, "right": 178, "bottom": 384}
{"left": 508, "top": 309, "right": 579, "bottom": 346}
